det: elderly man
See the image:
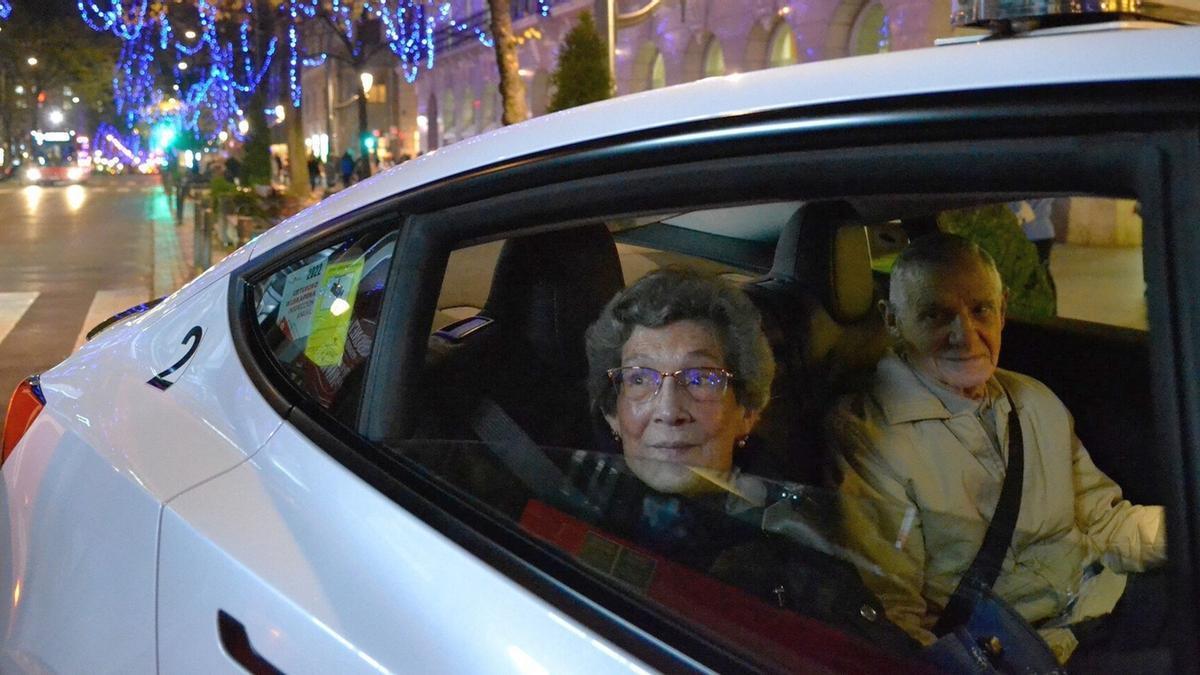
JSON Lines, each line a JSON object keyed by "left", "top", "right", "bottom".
{"left": 828, "top": 232, "right": 1165, "bottom": 663}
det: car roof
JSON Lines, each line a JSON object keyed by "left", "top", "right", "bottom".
{"left": 249, "top": 24, "right": 1200, "bottom": 258}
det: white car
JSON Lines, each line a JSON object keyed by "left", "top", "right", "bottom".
{"left": 3, "top": 12, "right": 1200, "bottom": 675}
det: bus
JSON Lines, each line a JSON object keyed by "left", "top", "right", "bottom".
{"left": 22, "top": 130, "right": 92, "bottom": 185}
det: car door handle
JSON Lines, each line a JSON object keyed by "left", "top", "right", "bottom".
{"left": 217, "top": 610, "right": 285, "bottom": 675}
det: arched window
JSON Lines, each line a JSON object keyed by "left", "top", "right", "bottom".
{"left": 703, "top": 37, "right": 725, "bottom": 78}
{"left": 767, "top": 21, "right": 797, "bottom": 67}
{"left": 650, "top": 52, "right": 666, "bottom": 89}
{"left": 850, "top": 1, "right": 890, "bottom": 56}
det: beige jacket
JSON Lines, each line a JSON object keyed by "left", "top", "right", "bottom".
{"left": 829, "top": 351, "right": 1166, "bottom": 661}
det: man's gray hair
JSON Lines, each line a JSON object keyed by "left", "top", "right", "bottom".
{"left": 889, "top": 232, "right": 1002, "bottom": 305}
{"left": 586, "top": 267, "right": 776, "bottom": 416}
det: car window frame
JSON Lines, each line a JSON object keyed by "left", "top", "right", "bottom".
{"left": 229, "top": 80, "right": 1200, "bottom": 673}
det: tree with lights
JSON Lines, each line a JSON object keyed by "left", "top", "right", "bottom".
{"left": 68, "top": 0, "right": 557, "bottom": 190}
{"left": 0, "top": 10, "right": 114, "bottom": 164}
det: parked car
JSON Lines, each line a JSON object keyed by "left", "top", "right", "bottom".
{"left": 3, "top": 11, "right": 1200, "bottom": 674}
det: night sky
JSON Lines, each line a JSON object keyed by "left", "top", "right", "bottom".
{"left": 12, "top": 0, "right": 80, "bottom": 23}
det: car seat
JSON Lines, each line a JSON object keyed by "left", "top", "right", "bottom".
{"left": 421, "top": 224, "right": 626, "bottom": 449}
{"left": 741, "top": 201, "right": 888, "bottom": 484}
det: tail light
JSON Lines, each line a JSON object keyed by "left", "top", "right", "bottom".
{"left": 2, "top": 376, "right": 45, "bottom": 466}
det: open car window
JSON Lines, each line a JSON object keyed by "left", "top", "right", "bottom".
{"left": 867, "top": 196, "right": 1146, "bottom": 331}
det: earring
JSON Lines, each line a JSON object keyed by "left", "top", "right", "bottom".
{"left": 611, "top": 430, "right": 621, "bottom": 442}
{"left": 736, "top": 435, "right": 748, "bottom": 449}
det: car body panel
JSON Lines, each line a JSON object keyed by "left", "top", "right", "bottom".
{"left": 157, "top": 422, "right": 657, "bottom": 674}
{"left": 0, "top": 414, "right": 158, "bottom": 673}
{"left": 248, "top": 26, "right": 1200, "bottom": 260}
{"left": 0, "top": 272, "right": 284, "bottom": 672}
{"left": 34, "top": 271, "right": 280, "bottom": 503}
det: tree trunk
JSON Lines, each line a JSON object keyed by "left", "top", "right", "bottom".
{"left": 287, "top": 102, "right": 310, "bottom": 197}
{"left": 488, "top": 0, "right": 528, "bottom": 126}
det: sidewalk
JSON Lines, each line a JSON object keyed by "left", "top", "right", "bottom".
{"left": 152, "top": 183, "right": 327, "bottom": 298}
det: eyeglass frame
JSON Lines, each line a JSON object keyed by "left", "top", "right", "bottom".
{"left": 606, "top": 366, "right": 736, "bottom": 403}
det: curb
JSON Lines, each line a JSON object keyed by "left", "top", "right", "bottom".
{"left": 152, "top": 199, "right": 194, "bottom": 299}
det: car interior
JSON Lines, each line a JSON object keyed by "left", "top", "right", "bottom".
{"left": 411, "top": 195, "right": 1153, "bottom": 498}
{"left": 386, "top": 192, "right": 1159, "bottom": 666}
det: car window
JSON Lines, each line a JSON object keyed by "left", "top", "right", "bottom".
{"left": 398, "top": 214, "right": 940, "bottom": 670}
{"left": 389, "top": 185, "right": 1174, "bottom": 670}
{"left": 251, "top": 228, "right": 398, "bottom": 425}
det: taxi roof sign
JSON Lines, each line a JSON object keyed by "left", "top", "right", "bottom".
{"left": 951, "top": 0, "right": 1200, "bottom": 28}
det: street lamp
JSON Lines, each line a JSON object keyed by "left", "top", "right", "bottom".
{"left": 359, "top": 72, "right": 373, "bottom": 95}
{"left": 26, "top": 56, "right": 37, "bottom": 66}
{"left": 48, "top": 109, "right": 63, "bottom": 126}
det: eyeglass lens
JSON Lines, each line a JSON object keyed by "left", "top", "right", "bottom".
{"left": 613, "top": 367, "right": 730, "bottom": 402}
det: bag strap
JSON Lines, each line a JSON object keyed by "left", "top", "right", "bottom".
{"left": 933, "top": 386, "right": 1025, "bottom": 636}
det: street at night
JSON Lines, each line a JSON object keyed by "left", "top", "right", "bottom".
{"left": 0, "top": 175, "right": 164, "bottom": 397}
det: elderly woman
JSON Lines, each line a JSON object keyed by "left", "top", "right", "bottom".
{"left": 586, "top": 267, "right": 776, "bottom": 495}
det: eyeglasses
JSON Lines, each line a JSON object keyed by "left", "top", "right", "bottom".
{"left": 607, "top": 366, "right": 734, "bottom": 403}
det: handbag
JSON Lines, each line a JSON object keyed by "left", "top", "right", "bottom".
{"left": 922, "top": 386, "right": 1064, "bottom": 674}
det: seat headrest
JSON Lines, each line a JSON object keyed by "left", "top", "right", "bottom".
{"left": 483, "top": 225, "right": 625, "bottom": 375}
{"left": 774, "top": 202, "right": 875, "bottom": 324}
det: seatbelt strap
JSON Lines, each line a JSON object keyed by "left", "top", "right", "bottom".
{"left": 469, "top": 397, "right": 593, "bottom": 514}
{"left": 933, "top": 386, "right": 1025, "bottom": 636}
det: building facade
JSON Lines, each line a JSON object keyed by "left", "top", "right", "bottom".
{"left": 400, "top": 0, "right": 964, "bottom": 153}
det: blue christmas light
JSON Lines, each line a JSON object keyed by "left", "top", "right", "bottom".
{"left": 79, "top": 0, "right": 513, "bottom": 148}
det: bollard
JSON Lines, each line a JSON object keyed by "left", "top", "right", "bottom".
{"left": 200, "top": 204, "right": 212, "bottom": 270}
{"left": 192, "top": 197, "right": 202, "bottom": 272}
{"left": 192, "top": 198, "right": 211, "bottom": 273}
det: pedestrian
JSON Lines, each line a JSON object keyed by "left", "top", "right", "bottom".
{"left": 273, "top": 153, "right": 284, "bottom": 184}
{"left": 354, "top": 154, "right": 371, "bottom": 182}
{"left": 340, "top": 151, "right": 354, "bottom": 187}
{"left": 307, "top": 154, "right": 321, "bottom": 191}
{"left": 224, "top": 155, "right": 242, "bottom": 185}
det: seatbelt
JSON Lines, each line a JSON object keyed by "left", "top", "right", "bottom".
{"left": 469, "top": 397, "right": 594, "bottom": 515}
{"left": 933, "top": 386, "right": 1025, "bottom": 636}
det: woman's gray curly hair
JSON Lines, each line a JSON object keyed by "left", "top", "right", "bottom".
{"left": 585, "top": 267, "right": 775, "bottom": 416}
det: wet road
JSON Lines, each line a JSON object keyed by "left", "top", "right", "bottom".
{"left": 0, "top": 174, "right": 167, "bottom": 401}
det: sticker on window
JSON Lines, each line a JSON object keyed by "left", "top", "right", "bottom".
{"left": 277, "top": 259, "right": 327, "bottom": 342}
{"left": 304, "top": 258, "right": 365, "bottom": 367}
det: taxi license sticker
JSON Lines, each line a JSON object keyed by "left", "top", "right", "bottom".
{"left": 277, "top": 258, "right": 327, "bottom": 342}
{"left": 303, "top": 258, "right": 364, "bottom": 367}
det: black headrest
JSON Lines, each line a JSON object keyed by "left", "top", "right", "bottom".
{"left": 483, "top": 225, "right": 625, "bottom": 375}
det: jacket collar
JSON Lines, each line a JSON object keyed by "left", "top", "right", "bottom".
{"left": 873, "top": 350, "right": 1008, "bottom": 425}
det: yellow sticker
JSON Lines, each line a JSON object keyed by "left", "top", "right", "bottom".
{"left": 304, "top": 257, "right": 365, "bottom": 367}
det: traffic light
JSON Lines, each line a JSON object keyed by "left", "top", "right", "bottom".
{"left": 151, "top": 120, "right": 177, "bottom": 152}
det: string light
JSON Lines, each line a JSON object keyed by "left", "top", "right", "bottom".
{"left": 74, "top": 0, "right": 570, "bottom": 160}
